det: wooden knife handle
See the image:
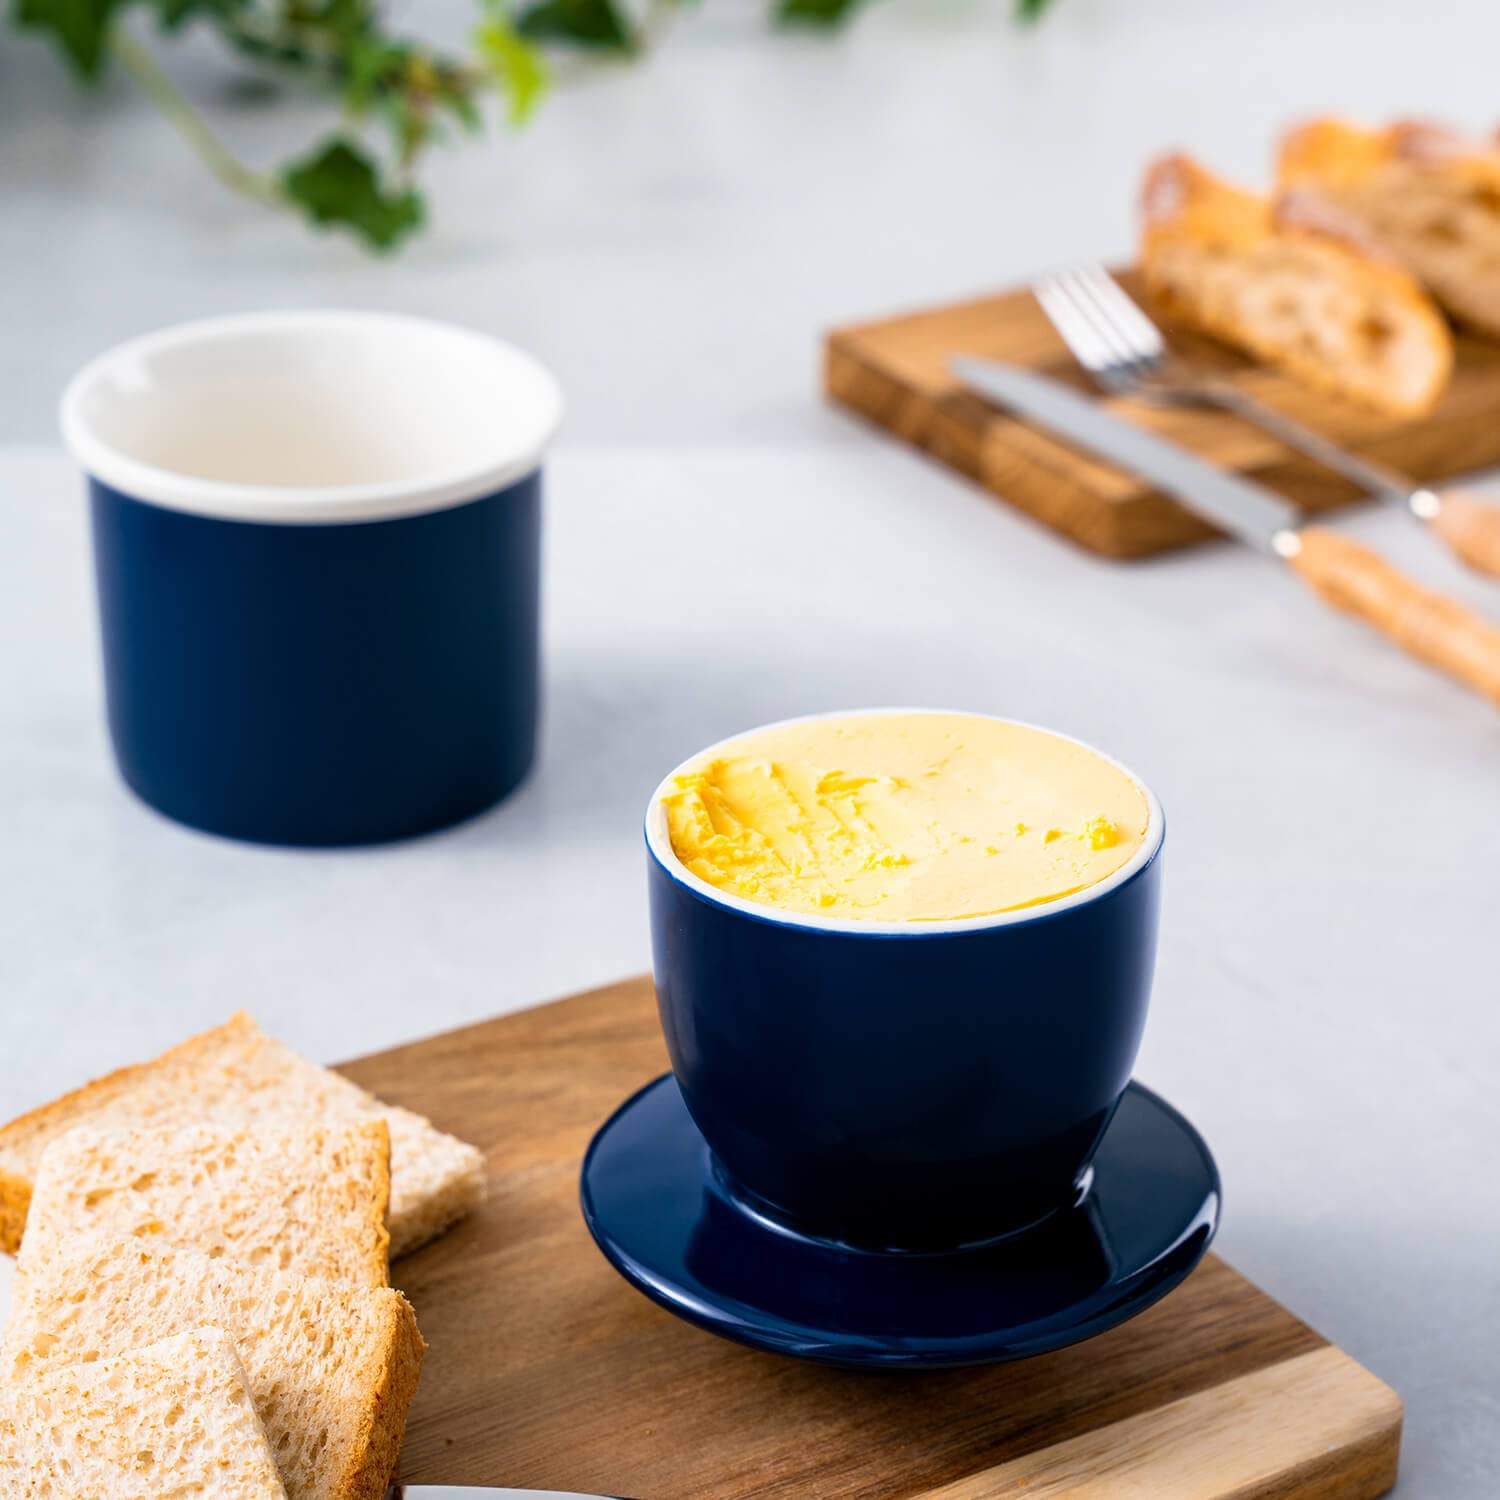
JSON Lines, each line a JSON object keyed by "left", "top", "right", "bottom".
{"left": 1288, "top": 525, "right": 1500, "bottom": 706}
{"left": 1429, "top": 489, "right": 1500, "bottom": 580}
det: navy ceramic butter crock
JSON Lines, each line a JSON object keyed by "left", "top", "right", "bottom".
{"left": 645, "top": 711, "right": 1165, "bottom": 1253}
{"left": 61, "top": 312, "right": 562, "bottom": 846}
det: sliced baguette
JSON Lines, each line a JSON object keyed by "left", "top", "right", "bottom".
{"left": 11, "top": 1325, "right": 287, "bottom": 1500}
{"left": 17, "top": 1121, "right": 390, "bottom": 1287}
{"left": 1140, "top": 151, "right": 1453, "bottom": 416}
{"left": 0, "top": 1012, "right": 483, "bottom": 1259}
{"left": 4, "top": 1237, "right": 423, "bottom": 1500}
{"left": 1280, "top": 117, "right": 1500, "bottom": 339}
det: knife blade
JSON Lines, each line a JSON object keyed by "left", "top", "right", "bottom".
{"left": 950, "top": 357, "right": 1302, "bottom": 555}
{"left": 387, "top": 1489, "right": 632, "bottom": 1499}
{"left": 950, "top": 355, "right": 1500, "bottom": 707}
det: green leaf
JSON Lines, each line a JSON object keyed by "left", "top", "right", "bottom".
{"left": 1015, "top": 0, "right": 1057, "bottom": 21}
{"left": 774, "top": 0, "right": 868, "bottom": 28}
{"left": 343, "top": 34, "right": 404, "bottom": 115}
{"left": 280, "top": 138, "right": 424, "bottom": 252}
{"left": 440, "top": 85, "right": 485, "bottom": 133}
{"left": 516, "top": 0, "right": 633, "bottom": 52}
{"left": 474, "top": 13, "right": 550, "bottom": 126}
{"left": 13, "top": 0, "right": 126, "bottom": 77}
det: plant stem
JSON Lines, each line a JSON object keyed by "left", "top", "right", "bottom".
{"left": 638, "top": 0, "right": 685, "bottom": 51}
{"left": 110, "top": 28, "right": 287, "bottom": 210}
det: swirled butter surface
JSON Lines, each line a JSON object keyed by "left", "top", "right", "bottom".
{"left": 661, "top": 713, "right": 1150, "bottom": 922}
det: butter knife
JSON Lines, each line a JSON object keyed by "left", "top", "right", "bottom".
{"left": 952, "top": 357, "right": 1500, "bottom": 708}
{"left": 387, "top": 1489, "right": 631, "bottom": 1499}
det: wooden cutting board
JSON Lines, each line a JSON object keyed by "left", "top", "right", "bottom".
{"left": 825, "top": 269, "right": 1500, "bottom": 559}
{"left": 342, "top": 976, "right": 1402, "bottom": 1500}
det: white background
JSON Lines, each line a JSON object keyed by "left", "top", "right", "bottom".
{"left": 3, "top": 3, "right": 1499, "bottom": 1493}
{"left": 10, "top": 0, "right": 1500, "bottom": 447}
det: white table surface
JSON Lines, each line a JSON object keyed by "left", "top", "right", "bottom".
{"left": 2, "top": 442, "right": 1497, "bottom": 1493}
{"left": 8, "top": 0, "right": 1500, "bottom": 447}
{"left": 5, "top": 0, "right": 1500, "bottom": 1488}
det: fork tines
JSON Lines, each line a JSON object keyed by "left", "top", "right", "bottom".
{"left": 1035, "top": 265, "right": 1165, "bottom": 387}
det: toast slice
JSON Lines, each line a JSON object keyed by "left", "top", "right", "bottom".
{"left": 11, "top": 1325, "right": 287, "bottom": 1499}
{"left": 1140, "top": 152, "right": 1453, "bottom": 416}
{"left": 1279, "top": 117, "right": 1500, "bottom": 339}
{"left": 0, "top": 1012, "right": 484, "bottom": 1259}
{"left": 17, "top": 1121, "right": 390, "bottom": 1287}
{"left": 4, "top": 1237, "right": 424, "bottom": 1500}
{"left": 0, "top": 1393, "right": 18, "bottom": 1498}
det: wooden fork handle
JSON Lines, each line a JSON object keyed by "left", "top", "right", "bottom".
{"left": 1429, "top": 489, "right": 1500, "bottom": 580}
{"left": 1288, "top": 525, "right": 1500, "bottom": 707}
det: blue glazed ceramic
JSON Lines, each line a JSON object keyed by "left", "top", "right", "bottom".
{"left": 581, "top": 1073, "right": 1219, "bottom": 1368}
{"left": 61, "top": 312, "right": 561, "bottom": 846}
{"left": 644, "top": 712, "right": 1165, "bottom": 1252}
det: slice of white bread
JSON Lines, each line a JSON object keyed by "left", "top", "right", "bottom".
{"left": 11, "top": 1325, "right": 287, "bottom": 1500}
{"left": 17, "top": 1121, "right": 391, "bottom": 1287}
{"left": 4, "top": 1237, "right": 424, "bottom": 1500}
{"left": 0, "top": 1393, "right": 18, "bottom": 1498}
{"left": 0, "top": 1013, "right": 484, "bottom": 1259}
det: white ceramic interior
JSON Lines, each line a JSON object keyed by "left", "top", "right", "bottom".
{"left": 645, "top": 708, "right": 1165, "bottom": 935}
{"left": 60, "top": 311, "right": 563, "bottom": 524}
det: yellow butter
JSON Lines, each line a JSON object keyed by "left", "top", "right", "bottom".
{"left": 661, "top": 713, "right": 1149, "bottom": 922}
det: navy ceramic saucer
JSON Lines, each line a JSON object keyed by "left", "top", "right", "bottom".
{"left": 580, "top": 1074, "right": 1219, "bottom": 1369}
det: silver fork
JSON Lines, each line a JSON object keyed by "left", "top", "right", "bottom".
{"left": 1031, "top": 264, "right": 1500, "bottom": 578}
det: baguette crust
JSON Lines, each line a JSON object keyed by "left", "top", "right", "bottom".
{"left": 1279, "top": 117, "right": 1500, "bottom": 338}
{"left": 1140, "top": 152, "right": 1452, "bottom": 415}
{"left": 1280, "top": 117, "right": 1491, "bottom": 190}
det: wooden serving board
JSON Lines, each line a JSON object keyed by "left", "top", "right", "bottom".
{"left": 343, "top": 977, "right": 1402, "bottom": 1500}
{"left": 825, "top": 269, "right": 1500, "bottom": 559}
